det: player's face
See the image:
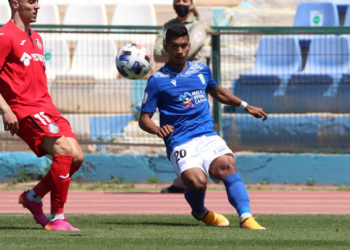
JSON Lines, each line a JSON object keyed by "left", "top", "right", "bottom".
{"left": 165, "top": 36, "right": 191, "bottom": 65}
{"left": 15, "top": 0, "right": 40, "bottom": 24}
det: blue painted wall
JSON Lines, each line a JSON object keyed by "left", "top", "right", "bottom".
{"left": 1, "top": 152, "right": 349, "bottom": 185}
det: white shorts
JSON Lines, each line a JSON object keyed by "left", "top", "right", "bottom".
{"left": 170, "top": 135, "right": 234, "bottom": 183}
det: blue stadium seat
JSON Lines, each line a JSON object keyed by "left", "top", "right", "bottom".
{"left": 233, "top": 37, "right": 302, "bottom": 114}
{"left": 343, "top": 5, "right": 350, "bottom": 26}
{"left": 341, "top": 36, "right": 350, "bottom": 83}
{"left": 239, "top": 37, "right": 302, "bottom": 84}
{"left": 292, "top": 2, "right": 339, "bottom": 48}
{"left": 329, "top": 0, "right": 349, "bottom": 15}
{"left": 289, "top": 36, "right": 350, "bottom": 112}
{"left": 293, "top": 2, "right": 339, "bottom": 27}
{"left": 291, "top": 36, "right": 350, "bottom": 84}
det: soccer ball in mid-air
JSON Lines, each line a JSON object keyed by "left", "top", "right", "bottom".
{"left": 116, "top": 44, "right": 152, "bottom": 80}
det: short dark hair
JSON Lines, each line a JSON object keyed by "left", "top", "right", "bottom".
{"left": 8, "top": 0, "right": 12, "bottom": 5}
{"left": 165, "top": 23, "right": 189, "bottom": 44}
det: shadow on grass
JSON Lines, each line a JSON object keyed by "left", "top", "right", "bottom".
{"left": 103, "top": 192, "right": 171, "bottom": 195}
{"left": 0, "top": 227, "right": 42, "bottom": 230}
{"left": 102, "top": 221, "right": 231, "bottom": 227}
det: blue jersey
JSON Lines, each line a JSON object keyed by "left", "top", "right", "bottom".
{"left": 141, "top": 61, "right": 218, "bottom": 158}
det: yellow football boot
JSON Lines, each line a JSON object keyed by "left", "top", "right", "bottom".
{"left": 193, "top": 210, "right": 229, "bottom": 226}
{"left": 240, "top": 216, "right": 266, "bottom": 230}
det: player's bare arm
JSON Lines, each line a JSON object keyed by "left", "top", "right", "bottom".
{"left": 139, "top": 111, "right": 174, "bottom": 138}
{"left": 208, "top": 85, "right": 268, "bottom": 121}
{"left": 0, "top": 93, "right": 19, "bottom": 135}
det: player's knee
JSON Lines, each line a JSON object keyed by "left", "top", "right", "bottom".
{"left": 210, "top": 157, "right": 237, "bottom": 180}
{"left": 54, "top": 140, "right": 73, "bottom": 156}
{"left": 186, "top": 175, "right": 207, "bottom": 193}
{"left": 72, "top": 152, "right": 84, "bottom": 167}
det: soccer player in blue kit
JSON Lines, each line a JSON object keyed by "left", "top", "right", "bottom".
{"left": 139, "top": 23, "right": 267, "bottom": 229}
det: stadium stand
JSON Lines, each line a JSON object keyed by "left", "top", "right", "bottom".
{"left": 293, "top": 2, "right": 339, "bottom": 26}
{"left": 34, "top": 3, "right": 60, "bottom": 25}
{"left": 111, "top": 3, "right": 156, "bottom": 26}
{"left": 31, "top": 3, "right": 61, "bottom": 45}
{"left": 1, "top": 0, "right": 349, "bottom": 151}
{"left": 0, "top": 2, "right": 10, "bottom": 25}
{"left": 43, "top": 37, "right": 70, "bottom": 80}
{"left": 61, "top": 3, "right": 108, "bottom": 43}
{"left": 341, "top": 34, "right": 350, "bottom": 82}
{"left": 63, "top": 3, "right": 108, "bottom": 25}
{"left": 291, "top": 36, "right": 350, "bottom": 84}
{"left": 48, "top": 81, "right": 133, "bottom": 114}
{"left": 232, "top": 37, "right": 302, "bottom": 113}
{"left": 232, "top": 36, "right": 350, "bottom": 114}
{"left": 239, "top": 37, "right": 302, "bottom": 84}
{"left": 343, "top": 5, "right": 350, "bottom": 26}
{"left": 289, "top": 36, "right": 350, "bottom": 113}
{"left": 328, "top": 0, "right": 350, "bottom": 15}
{"left": 292, "top": 2, "right": 339, "bottom": 49}
{"left": 55, "top": 37, "right": 118, "bottom": 82}
{"left": 110, "top": 2, "right": 157, "bottom": 53}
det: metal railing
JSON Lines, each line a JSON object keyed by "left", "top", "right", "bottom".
{"left": 0, "top": 25, "right": 349, "bottom": 153}
{"left": 211, "top": 26, "right": 350, "bottom": 153}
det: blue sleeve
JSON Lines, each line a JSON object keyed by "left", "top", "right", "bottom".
{"left": 141, "top": 76, "right": 160, "bottom": 113}
{"left": 205, "top": 66, "right": 217, "bottom": 92}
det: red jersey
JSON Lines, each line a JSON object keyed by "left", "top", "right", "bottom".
{"left": 0, "top": 21, "right": 59, "bottom": 122}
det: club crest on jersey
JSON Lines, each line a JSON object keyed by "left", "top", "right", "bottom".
{"left": 48, "top": 123, "right": 59, "bottom": 134}
{"left": 198, "top": 74, "right": 206, "bottom": 84}
{"left": 179, "top": 92, "right": 194, "bottom": 109}
{"left": 35, "top": 39, "right": 42, "bottom": 50}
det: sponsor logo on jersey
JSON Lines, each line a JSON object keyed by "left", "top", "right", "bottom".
{"left": 179, "top": 92, "right": 194, "bottom": 108}
{"left": 20, "top": 40, "right": 26, "bottom": 46}
{"left": 171, "top": 79, "right": 177, "bottom": 86}
{"left": 198, "top": 74, "right": 206, "bottom": 84}
{"left": 31, "top": 53, "right": 45, "bottom": 62}
{"left": 19, "top": 52, "right": 45, "bottom": 66}
{"left": 142, "top": 91, "right": 148, "bottom": 103}
{"left": 20, "top": 52, "right": 32, "bottom": 66}
{"left": 178, "top": 90, "right": 207, "bottom": 108}
{"left": 48, "top": 123, "right": 59, "bottom": 134}
{"left": 35, "top": 39, "right": 42, "bottom": 50}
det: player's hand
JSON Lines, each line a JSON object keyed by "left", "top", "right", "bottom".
{"left": 155, "top": 125, "right": 174, "bottom": 138}
{"left": 245, "top": 105, "right": 268, "bottom": 121}
{"left": 2, "top": 108, "right": 19, "bottom": 135}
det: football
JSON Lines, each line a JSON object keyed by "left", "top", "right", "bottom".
{"left": 116, "top": 44, "right": 152, "bottom": 79}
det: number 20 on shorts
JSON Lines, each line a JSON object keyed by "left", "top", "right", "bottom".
{"left": 174, "top": 149, "right": 187, "bottom": 163}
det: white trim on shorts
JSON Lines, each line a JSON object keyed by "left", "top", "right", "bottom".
{"left": 170, "top": 135, "right": 234, "bottom": 183}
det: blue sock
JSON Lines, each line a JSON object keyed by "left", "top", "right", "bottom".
{"left": 223, "top": 173, "right": 251, "bottom": 218}
{"left": 184, "top": 188, "right": 207, "bottom": 217}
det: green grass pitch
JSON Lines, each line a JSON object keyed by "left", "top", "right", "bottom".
{"left": 0, "top": 214, "right": 350, "bottom": 249}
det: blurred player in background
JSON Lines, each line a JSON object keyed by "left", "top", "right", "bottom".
{"left": 139, "top": 23, "right": 267, "bottom": 229}
{"left": 154, "top": 0, "right": 206, "bottom": 193}
{"left": 0, "top": 0, "right": 84, "bottom": 231}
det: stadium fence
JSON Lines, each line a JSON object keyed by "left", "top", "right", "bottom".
{"left": 0, "top": 25, "right": 349, "bottom": 153}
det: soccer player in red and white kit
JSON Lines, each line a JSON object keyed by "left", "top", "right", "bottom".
{"left": 0, "top": 0, "right": 84, "bottom": 231}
